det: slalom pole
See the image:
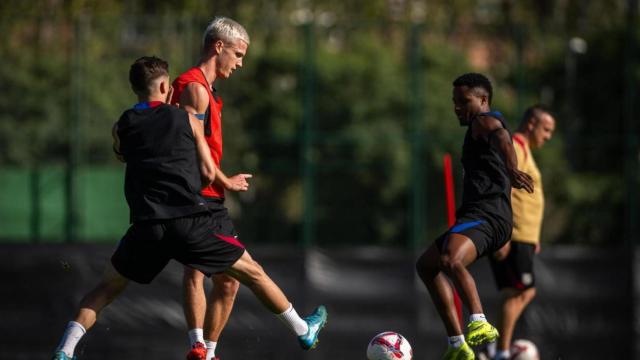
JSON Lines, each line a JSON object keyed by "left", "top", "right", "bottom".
{"left": 444, "top": 153, "right": 464, "bottom": 328}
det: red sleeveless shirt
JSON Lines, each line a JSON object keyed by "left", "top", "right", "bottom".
{"left": 171, "top": 67, "right": 225, "bottom": 198}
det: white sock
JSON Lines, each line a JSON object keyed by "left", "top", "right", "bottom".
{"left": 205, "top": 340, "right": 217, "bottom": 360}
{"left": 486, "top": 341, "right": 497, "bottom": 357}
{"left": 495, "top": 349, "right": 511, "bottom": 359}
{"left": 276, "top": 303, "right": 309, "bottom": 336}
{"left": 188, "top": 328, "right": 205, "bottom": 346}
{"left": 447, "top": 334, "right": 465, "bottom": 349}
{"left": 469, "top": 313, "right": 487, "bottom": 323}
{"left": 56, "top": 321, "right": 86, "bottom": 357}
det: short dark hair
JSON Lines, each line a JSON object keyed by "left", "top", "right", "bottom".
{"left": 129, "top": 56, "right": 169, "bottom": 95}
{"left": 453, "top": 73, "right": 493, "bottom": 104}
{"left": 522, "top": 104, "right": 551, "bottom": 124}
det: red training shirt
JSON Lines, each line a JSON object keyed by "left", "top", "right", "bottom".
{"left": 171, "top": 67, "right": 225, "bottom": 199}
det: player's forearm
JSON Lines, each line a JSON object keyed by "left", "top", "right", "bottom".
{"left": 189, "top": 114, "right": 215, "bottom": 187}
{"left": 213, "top": 166, "right": 231, "bottom": 189}
{"left": 502, "top": 143, "right": 519, "bottom": 174}
{"left": 492, "top": 129, "right": 518, "bottom": 173}
{"left": 494, "top": 130, "right": 534, "bottom": 192}
{"left": 197, "top": 145, "right": 216, "bottom": 188}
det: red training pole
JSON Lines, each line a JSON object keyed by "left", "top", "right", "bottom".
{"left": 443, "top": 153, "right": 456, "bottom": 228}
{"left": 443, "top": 153, "right": 464, "bottom": 328}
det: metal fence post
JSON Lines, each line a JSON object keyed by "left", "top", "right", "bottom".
{"left": 67, "top": 16, "right": 86, "bottom": 243}
{"left": 300, "top": 22, "right": 316, "bottom": 249}
{"left": 624, "top": 0, "right": 639, "bottom": 246}
{"left": 30, "top": 168, "right": 40, "bottom": 243}
{"left": 408, "top": 23, "right": 425, "bottom": 249}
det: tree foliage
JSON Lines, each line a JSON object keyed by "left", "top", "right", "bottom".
{"left": 0, "top": 0, "right": 636, "bottom": 245}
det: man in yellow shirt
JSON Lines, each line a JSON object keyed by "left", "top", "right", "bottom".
{"left": 487, "top": 105, "right": 555, "bottom": 360}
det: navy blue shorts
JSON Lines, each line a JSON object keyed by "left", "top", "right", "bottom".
{"left": 435, "top": 215, "right": 511, "bottom": 258}
{"left": 111, "top": 211, "right": 245, "bottom": 284}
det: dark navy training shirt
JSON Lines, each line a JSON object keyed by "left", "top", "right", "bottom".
{"left": 458, "top": 111, "right": 512, "bottom": 228}
{"left": 117, "top": 103, "right": 207, "bottom": 223}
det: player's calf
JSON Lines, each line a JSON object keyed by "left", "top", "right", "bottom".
{"left": 226, "top": 251, "right": 328, "bottom": 349}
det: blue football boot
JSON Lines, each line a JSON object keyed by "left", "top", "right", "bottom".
{"left": 52, "top": 351, "right": 77, "bottom": 360}
{"left": 297, "top": 305, "right": 328, "bottom": 350}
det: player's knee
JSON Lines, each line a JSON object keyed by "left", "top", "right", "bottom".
{"left": 416, "top": 248, "right": 440, "bottom": 280}
{"left": 184, "top": 267, "right": 205, "bottom": 286}
{"left": 493, "top": 241, "right": 511, "bottom": 261}
{"left": 218, "top": 276, "right": 240, "bottom": 296}
{"left": 523, "top": 287, "right": 536, "bottom": 302}
{"left": 184, "top": 266, "right": 205, "bottom": 280}
{"left": 439, "top": 255, "right": 464, "bottom": 276}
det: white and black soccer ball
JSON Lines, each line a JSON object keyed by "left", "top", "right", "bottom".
{"left": 510, "top": 339, "right": 540, "bottom": 360}
{"left": 366, "top": 331, "right": 413, "bottom": 360}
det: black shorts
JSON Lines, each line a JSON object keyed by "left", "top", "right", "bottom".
{"left": 111, "top": 211, "right": 245, "bottom": 284}
{"left": 435, "top": 215, "right": 511, "bottom": 258}
{"left": 489, "top": 241, "right": 536, "bottom": 290}
{"left": 204, "top": 196, "right": 227, "bottom": 211}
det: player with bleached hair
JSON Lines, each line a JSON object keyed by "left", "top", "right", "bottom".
{"left": 172, "top": 17, "right": 328, "bottom": 360}
{"left": 202, "top": 16, "right": 250, "bottom": 46}
{"left": 169, "top": 16, "right": 263, "bottom": 360}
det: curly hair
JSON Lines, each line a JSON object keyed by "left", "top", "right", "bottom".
{"left": 453, "top": 73, "right": 493, "bottom": 104}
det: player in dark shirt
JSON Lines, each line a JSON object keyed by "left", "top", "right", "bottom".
{"left": 415, "top": 73, "right": 533, "bottom": 360}
{"left": 51, "top": 56, "right": 327, "bottom": 360}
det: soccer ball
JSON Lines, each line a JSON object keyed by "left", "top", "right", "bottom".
{"left": 366, "top": 331, "right": 413, "bottom": 360}
{"left": 510, "top": 339, "right": 539, "bottom": 360}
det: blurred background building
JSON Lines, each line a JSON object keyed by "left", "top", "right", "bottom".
{"left": 0, "top": 0, "right": 638, "bottom": 359}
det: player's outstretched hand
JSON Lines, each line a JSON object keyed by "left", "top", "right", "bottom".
{"left": 510, "top": 169, "right": 534, "bottom": 193}
{"left": 226, "top": 174, "right": 253, "bottom": 192}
